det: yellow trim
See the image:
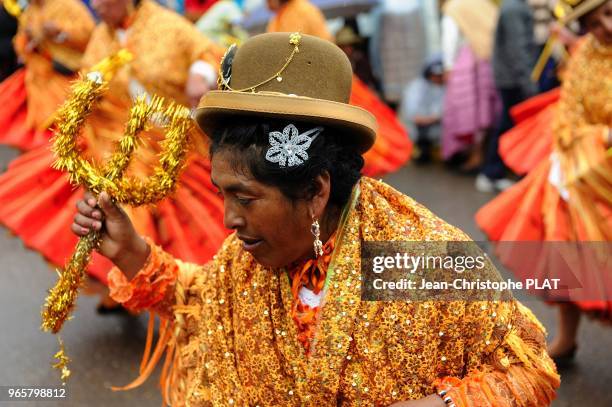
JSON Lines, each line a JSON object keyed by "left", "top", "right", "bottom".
{"left": 219, "top": 32, "right": 303, "bottom": 93}
{"left": 3, "top": 0, "right": 23, "bottom": 17}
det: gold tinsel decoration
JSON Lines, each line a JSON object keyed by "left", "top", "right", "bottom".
{"left": 52, "top": 338, "right": 71, "bottom": 383}
{"left": 41, "top": 50, "right": 193, "bottom": 382}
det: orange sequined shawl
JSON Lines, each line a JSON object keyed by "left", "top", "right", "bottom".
{"left": 108, "top": 177, "right": 559, "bottom": 406}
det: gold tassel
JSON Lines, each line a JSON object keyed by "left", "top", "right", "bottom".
{"left": 51, "top": 338, "right": 71, "bottom": 384}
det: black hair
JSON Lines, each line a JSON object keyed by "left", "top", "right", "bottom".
{"left": 578, "top": 0, "right": 610, "bottom": 32}
{"left": 209, "top": 117, "right": 364, "bottom": 209}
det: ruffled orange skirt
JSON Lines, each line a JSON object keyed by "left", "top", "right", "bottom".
{"left": 350, "top": 76, "right": 411, "bottom": 176}
{"left": 0, "top": 61, "right": 71, "bottom": 151}
{"left": 499, "top": 89, "right": 559, "bottom": 175}
{"left": 476, "top": 158, "right": 612, "bottom": 319}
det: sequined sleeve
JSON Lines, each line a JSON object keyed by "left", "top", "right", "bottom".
{"left": 434, "top": 301, "right": 560, "bottom": 407}
{"left": 107, "top": 237, "right": 201, "bottom": 318}
{"left": 129, "top": 2, "right": 224, "bottom": 104}
{"left": 107, "top": 237, "right": 216, "bottom": 399}
{"left": 185, "top": 22, "right": 225, "bottom": 70}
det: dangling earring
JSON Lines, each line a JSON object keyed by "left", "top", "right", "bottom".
{"left": 311, "top": 217, "right": 323, "bottom": 258}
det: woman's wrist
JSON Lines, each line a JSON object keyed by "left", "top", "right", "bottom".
{"left": 436, "top": 389, "right": 456, "bottom": 407}
{"left": 112, "top": 236, "right": 150, "bottom": 280}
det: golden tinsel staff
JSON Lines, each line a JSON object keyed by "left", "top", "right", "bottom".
{"left": 40, "top": 49, "right": 194, "bottom": 383}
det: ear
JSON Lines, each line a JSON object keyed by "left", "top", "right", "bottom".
{"left": 308, "top": 171, "right": 331, "bottom": 220}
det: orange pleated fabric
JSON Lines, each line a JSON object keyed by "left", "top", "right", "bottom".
{"left": 0, "top": 67, "right": 55, "bottom": 151}
{"left": 499, "top": 88, "right": 559, "bottom": 175}
{"left": 351, "top": 76, "right": 412, "bottom": 177}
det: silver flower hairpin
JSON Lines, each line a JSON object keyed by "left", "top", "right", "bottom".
{"left": 265, "top": 124, "right": 323, "bottom": 167}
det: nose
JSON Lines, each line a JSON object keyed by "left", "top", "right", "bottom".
{"left": 223, "top": 203, "right": 245, "bottom": 230}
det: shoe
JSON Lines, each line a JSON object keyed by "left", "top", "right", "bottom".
{"left": 96, "top": 302, "right": 129, "bottom": 315}
{"left": 493, "top": 178, "right": 515, "bottom": 191}
{"left": 475, "top": 174, "right": 496, "bottom": 192}
{"left": 475, "top": 174, "right": 516, "bottom": 192}
{"left": 551, "top": 345, "right": 577, "bottom": 369}
{"left": 96, "top": 295, "right": 127, "bottom": 316}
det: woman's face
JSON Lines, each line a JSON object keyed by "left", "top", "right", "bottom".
{"left": 584, "top": 0, "right": 612, "bottom": 45}
{"left": 210, "top": 149, "right": 329, "bottom": 269}
{"left": 266, "top": 0, "right": 286, "bottom": 11}
{"left": 92, "top": 0, "right": 130, "bottom": 27}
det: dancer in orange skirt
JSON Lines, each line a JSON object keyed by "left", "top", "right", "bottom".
{"left": 476, "top": 0, "right": 612, "bottom": 365}
{"left": 0, "top": 0, "right": 94, "bottom": 151}
{"left": 0, "top": 0, "right": 229, "bottom": 308}
{"left": 265, "top": 0, "right": 412, "bottom": 176}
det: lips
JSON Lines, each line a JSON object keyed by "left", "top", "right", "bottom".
{"left": 238, "top": 235, "right": 263, "bottom": 252}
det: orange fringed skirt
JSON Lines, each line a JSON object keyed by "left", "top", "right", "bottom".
{"left": 499, "top": 88, "right": 559, "bottom": 175}
{"left": 0, "top": 62, "right": 72, "bottom": 151}
{"left": 476, "top": 157, "right": 612, "bottom": 319}
{"left": 350, "top": 76, "right": 412, "bottom": 177}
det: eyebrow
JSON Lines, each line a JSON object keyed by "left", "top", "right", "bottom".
{"left": 211, "top": 178, "right": 253, "bottom": 194}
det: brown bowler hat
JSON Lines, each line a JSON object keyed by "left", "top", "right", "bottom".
{"left": 195, "top": 32, "right": 377, "bottom": 153}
